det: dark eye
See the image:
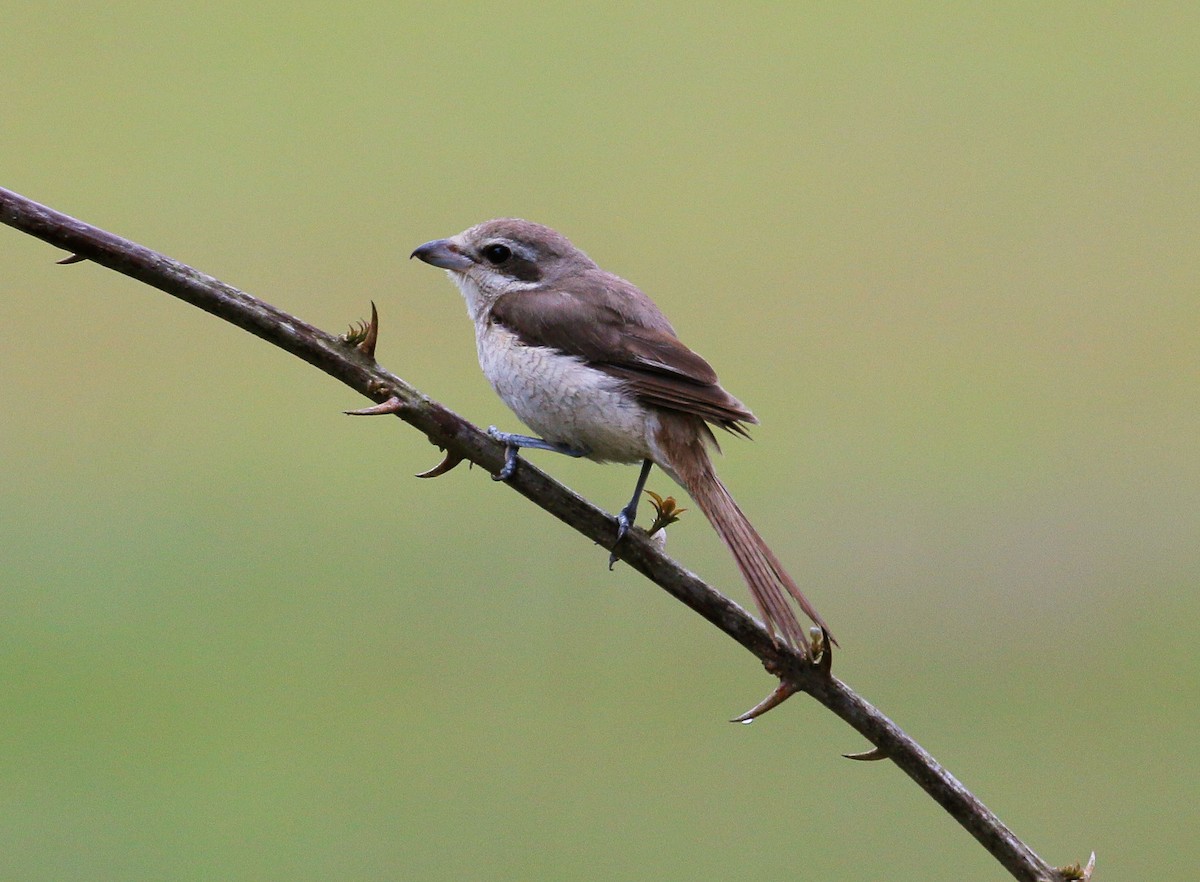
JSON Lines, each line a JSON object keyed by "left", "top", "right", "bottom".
{"left": 481, "top": 243, "right": 511, "bottom": 264}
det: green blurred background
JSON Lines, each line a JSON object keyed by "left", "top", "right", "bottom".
{"left": 2, "top": 4, "right": 1196, "bottom": 879}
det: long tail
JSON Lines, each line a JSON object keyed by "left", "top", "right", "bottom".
{"left": 662, "top": 429, "right": 832, "bottom": 652}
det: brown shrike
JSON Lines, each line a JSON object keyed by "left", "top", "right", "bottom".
{"left": 412, "top": 219, "right": 830, "bottom": 651}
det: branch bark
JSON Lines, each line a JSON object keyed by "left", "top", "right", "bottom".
{"left": 0, "top": 186, "right": 1078, "bottom": 882}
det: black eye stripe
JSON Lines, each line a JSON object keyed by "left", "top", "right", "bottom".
{"left": 507, "top": 257, "right": 541, "bottom": 283}
{"left": 479, "top": 241, "right": 541, "bottom": 282}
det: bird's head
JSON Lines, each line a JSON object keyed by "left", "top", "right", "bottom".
{"left": 411, "top": 218, "right": 595, "bottom": 317}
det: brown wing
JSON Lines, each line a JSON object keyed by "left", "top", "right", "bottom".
{"left": 490, "top": 269, "right": 757, "bottom": 434}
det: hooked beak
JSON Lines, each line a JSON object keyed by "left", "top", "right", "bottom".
{"left": 410, "top": 238, "right": 473, "bottom": 271}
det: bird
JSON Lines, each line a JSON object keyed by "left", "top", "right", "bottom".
{"left": 411, "top": 218, "right": 830, "bottom": 651}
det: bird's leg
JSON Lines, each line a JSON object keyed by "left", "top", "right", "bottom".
{"left": 487, "top": 426, "right": 589, "bottom": 481}
{"left": 609, "top": 458, "right": 654, "bottom": 566}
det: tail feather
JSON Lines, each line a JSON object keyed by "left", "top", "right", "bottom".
{"left": 662, "top": 428, "right": 832, "bottom": 652}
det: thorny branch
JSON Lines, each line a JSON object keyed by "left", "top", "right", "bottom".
{"left": 0, "top": 186, "right": 1090, "bottom": 882}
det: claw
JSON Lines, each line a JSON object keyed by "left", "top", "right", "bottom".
{"left": 344, "top": 395, "right": 405, "bottom": 416}
{"left": 416, "top": 449, "right": 464, "bottom": 479}
{"left": 843, "top": 746, "right": 889, "bottom": 761}
{"left": 493, "top": 444, "right": 519, "bottom": 481}
{"left": 485, "top": 427, "right": 519, "bottom": 482}
{"left": 607, "top": 510, "right": 634, "bottom": 570}
{"left": 730, "top": 679, "right": 799, "bottom": 723}
{"left": 57, "top": 253, "right": 87, "bottom": 264}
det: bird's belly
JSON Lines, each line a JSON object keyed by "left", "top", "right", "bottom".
{"left": 476, "top": 324, "right": 653, "bottom": 464}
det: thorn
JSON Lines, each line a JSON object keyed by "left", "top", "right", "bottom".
{"left": 341, "top": 301, "right": 380, "bottom": 357}
{"left": 357, "top": 300, "right": 379, "bottom": 358}
{"left": 415, "top": 449, "right": 464, "bottom": 479}
{"left": 344, "top": 395, "right": 405, "bottom": 416}
{"left": 813, "top": 626, "right": 833, "bottom": 675}
{"left": 843, "top": 746, "right": 889, "bottom": 761}
{"left": 730, "top": 680, "right": 798, "bottom": 724}
{"left": 57, "top": 253, "right": 87, "bottom": 265}
{"left": 1057, "top": 853, "right": 1097, "bottom": 881}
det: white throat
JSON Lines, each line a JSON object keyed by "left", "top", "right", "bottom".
{"left": 451, "top": 272, "right": 547, "bottom": 325}
{"left": 449, "top": 272, "right": 490, "bottom": 324}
